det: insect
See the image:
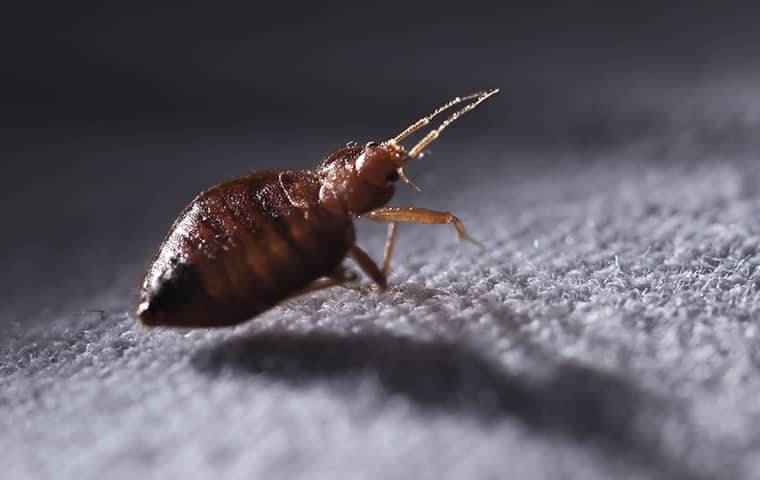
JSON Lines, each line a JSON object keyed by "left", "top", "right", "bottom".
{"left": 136, "top": 89, "right": 499, "bottom": 328}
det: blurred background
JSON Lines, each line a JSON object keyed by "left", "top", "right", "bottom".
{"left": 5, "top": 1, "right": 760, "bottom": 319}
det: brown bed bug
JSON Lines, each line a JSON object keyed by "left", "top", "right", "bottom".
{"left": 136, "top": 89, "right": 499, "bottom": 328}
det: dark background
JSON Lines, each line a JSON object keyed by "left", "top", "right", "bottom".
{"left": 4, "top": 1, "right": 760, "bottom": 319}
{"left": 4, "top": 3, "right": 760, "bottom": 129}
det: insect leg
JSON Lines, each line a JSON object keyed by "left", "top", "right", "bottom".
{"left": 349, "top": 245, "right": 388, "bottom": 290}
{"left": 382, "top": 222, "right": 398, "bottom": 277}
{"left": 363, "top": 207, "right": 484, "bottom": 250}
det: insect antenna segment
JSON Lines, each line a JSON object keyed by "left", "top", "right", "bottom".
{"left": 406, "top": 88, "right": 499, "bottom": 159}
{"left": 391, "top": 91, "right": 490, "bottom": 144}
{"left": 385, "top": 89, "right": 499, "bottom": 190}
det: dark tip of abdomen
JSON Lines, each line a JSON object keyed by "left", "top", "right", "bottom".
{"left": 135, "top": 299, "right": 159, "bottom": 326}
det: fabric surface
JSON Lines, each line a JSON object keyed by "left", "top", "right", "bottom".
{"left": 4, "top": 85, "right": 760, "bottom": 479}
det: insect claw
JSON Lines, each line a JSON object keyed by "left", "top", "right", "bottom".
{"left": 466, "top": 236, "right": 487, "bottom": 252}
{"left": 397, "top": 168, "right": 422, "bottom": 192}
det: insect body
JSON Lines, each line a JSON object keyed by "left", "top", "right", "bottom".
{"left": 136, "top": 89, "right": 499, "bottom": 328}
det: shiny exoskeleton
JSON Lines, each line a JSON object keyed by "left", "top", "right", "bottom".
{"left": 136, "top": 89, "right": 498, "bottom": 328}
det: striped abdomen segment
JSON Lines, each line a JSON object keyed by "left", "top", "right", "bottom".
{"left": 137, "top": 170, "right": 353, "bottom": 327}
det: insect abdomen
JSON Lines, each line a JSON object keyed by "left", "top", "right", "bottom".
{"left": 137, "top": 171, "right": 352, "bottom": 328}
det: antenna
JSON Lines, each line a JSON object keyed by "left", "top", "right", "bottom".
{"left": 390, "top": 90, "right": 492, "bottom": 144}
{"left": 407, "top": 89, "right": 499, "bottom": 160}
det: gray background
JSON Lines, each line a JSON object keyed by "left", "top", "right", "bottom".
{"left": 4, "top": 4, "right": 760, "bottom": 479}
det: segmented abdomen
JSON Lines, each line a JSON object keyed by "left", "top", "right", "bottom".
{"left": 137, "top": 171, "right": 352, "bottom": 327}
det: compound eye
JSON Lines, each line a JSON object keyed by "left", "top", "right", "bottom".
{"left": 386, "top": 170, "right": 400, "bottom": 182}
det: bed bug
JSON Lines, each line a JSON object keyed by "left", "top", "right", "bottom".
{"left": 136, "top": 89, "right": 499, "bottom": 328}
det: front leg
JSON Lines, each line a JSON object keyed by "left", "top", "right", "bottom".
{"left": 362, "top": 207, "right": 484, "bottom": 249}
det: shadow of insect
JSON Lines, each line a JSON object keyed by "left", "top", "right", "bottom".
{"left": 192, "top": 328, "right": 710, "bottom": 480}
